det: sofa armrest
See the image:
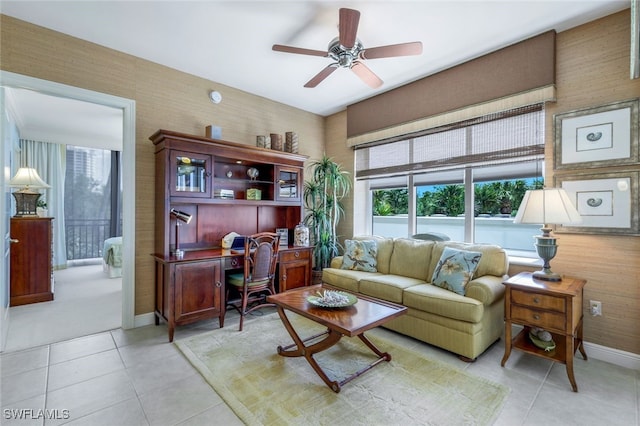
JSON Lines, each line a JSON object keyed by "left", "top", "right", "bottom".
{"left": 330, "top": 256, "right": 344, "bottom": 269}
{"left": 465, "top": 275, "right": 506, "bottom": 305}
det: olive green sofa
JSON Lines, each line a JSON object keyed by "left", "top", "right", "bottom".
{"left": 322, "top": 236, "right": 509, "bottom": 360}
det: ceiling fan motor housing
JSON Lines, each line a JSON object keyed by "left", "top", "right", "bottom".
{"left": 328, "top": 37, "right": 363, "bottom": 68}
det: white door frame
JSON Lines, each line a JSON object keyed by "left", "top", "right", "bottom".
{"left": 0, "top": 71, "right": 136, "bottom": 330}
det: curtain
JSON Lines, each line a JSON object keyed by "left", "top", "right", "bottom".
{"left": 19, "top": 139, "right": 67, "bottom": 269}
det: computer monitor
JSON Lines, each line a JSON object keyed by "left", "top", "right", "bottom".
{"left": 230, "top": 236, "right": 246, "bottom": 253}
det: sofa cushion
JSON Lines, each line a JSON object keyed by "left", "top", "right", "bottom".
{"left": 351, "top": 235, "right": 394, "bottom": 274}
{"left": 341, "top": 239, "right": 378, "bottom": 272}
{"left": 321, "top": 268, "right": 381, "bottom": 293}
{"left": 359, "top": 275, "right": 425, "bottom": 304}
{"left": 403, "top": 284, "right": 484, "bottom": 323}
{"left": 431, "top": 247, "right": 482, "bottom": 295}
{"left": 388, "top": 238, "right": 435, "bottom": 281}
{"left": 429, "top": 242, "right": 508, "bottom": 279}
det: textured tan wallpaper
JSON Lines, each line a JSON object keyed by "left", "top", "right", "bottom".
{"left": 545, "top": 9, "right": 640, "bottom": 355}
{"left": 1, "top": 14, "right": 325, "bottom": 316}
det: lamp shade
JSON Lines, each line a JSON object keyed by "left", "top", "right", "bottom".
{"left": 513, "top": 188, "right": 582, "bottom": 225}
{"left": 170, "top": 208, "right": 192, "bottom": 224}
{"left": 8, "top": 167, "right": 50, "bottom": 190}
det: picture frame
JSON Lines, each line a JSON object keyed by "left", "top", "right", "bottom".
{"left": 275, "top": 228, "right": 289, "bottom": 247}
{"left": 554, "top": 99, "right": 639, "bottom": 170}
{"left": 632, "top": 0, "right": 639, "bottom": 79}
{"left": 554, "top": 171, "right": 639, "bottom": 235}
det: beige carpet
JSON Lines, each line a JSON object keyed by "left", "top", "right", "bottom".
{"left": 175, "top": 313, "right": 508, "bottom": 426}
{"left": 4, "top": 264, "right": 121, "bottom": 352}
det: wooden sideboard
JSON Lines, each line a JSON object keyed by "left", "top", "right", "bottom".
{"left": 153, "top": 246, "right": 313, "bottom": 341}
{"left": 151, "top": 129, "right": 312, "bottom": 340}
{"left": 10, "top": 217, "right": 54, "bottom": 306}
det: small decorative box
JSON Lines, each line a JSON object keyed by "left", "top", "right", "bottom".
{"left": 246, "top": 188, "right": 262, "bottom": 200}
{"left": 214, "top": 189, "right": 234, "bottom": 199}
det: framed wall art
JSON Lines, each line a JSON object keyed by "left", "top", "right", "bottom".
{"left": 276, "top": 228, "right": 289, "bottom": 247}
{"left": 554, "top": 171, "right": 639, "bottom": 235}
{"left": 554, "top": 98, "right": 639, "bottom": 170}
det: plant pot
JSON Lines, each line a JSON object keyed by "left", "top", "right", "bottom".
{"left": 36, "top": 207, "right": 48, "bottom": 218}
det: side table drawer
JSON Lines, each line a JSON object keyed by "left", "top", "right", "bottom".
{"left": 280, "top": 249, "right": 310, "bottom": 263}
{"left": 511, "top": 305, "right": 566, "bottom": 331}
{"left": 511, "top": 289, "right": 565, "bottom": 313}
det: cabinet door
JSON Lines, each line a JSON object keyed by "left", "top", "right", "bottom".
{"left": 275, "top": 166, "right": 301, "bottom": 202}
{"left": 174, "top": 259, "right": 222, "bottom": 323}
{"left": 278, "top": 248, "right": 311, "bottom": 292}
{"left": 279, "top": 260, "right": 310, "bottom": 292}
{"left": 10, "top": 218, "right": 53, "bottom": 306}
{"left": 170, "top": 150, "right": 212, "bottom": 198}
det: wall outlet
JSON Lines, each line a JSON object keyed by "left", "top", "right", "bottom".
{"left": 590, "top": 300, "right": 602, "bottom": 316}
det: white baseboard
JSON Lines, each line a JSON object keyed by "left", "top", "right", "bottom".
{"left": 583, "top": 341, "right": 640, "bottom": 370}
{"left": 133, "top": 312, "right": 156, "bottom": 328}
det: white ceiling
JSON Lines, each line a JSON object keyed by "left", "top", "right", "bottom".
{"left": 0, "top": 0, "right": 630, "bottom": 148}
{"left": 5, "top": 87, "right": 124, "bottom": 151}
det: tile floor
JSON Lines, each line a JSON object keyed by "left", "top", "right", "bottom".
{"left": 2, "top": 310, "right": 639, "bottom": 425}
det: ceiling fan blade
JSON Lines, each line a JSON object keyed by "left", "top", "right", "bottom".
{"left": 304, "top": 64, "right": 338, "bottom": 88}
{"left": 361, "top": 41, "right": 423, "bottom": 60}
{"left": 351, "top": 62, "right": 383, "bottom": 88}
{"left": 272, "top": 44, "right": 328, "bottom": 57}
{"left": 339, "top": 8, "right": 360, "bottom": 49}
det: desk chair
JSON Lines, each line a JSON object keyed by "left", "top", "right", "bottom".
{"left": 226, "top": 232, "right": 280, "bottom": 331}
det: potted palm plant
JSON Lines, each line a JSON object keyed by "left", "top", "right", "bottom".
{"left": 303, "top": 155, "right": 351, "bottom": 280}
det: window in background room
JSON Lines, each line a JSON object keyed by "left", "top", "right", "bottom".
{"left": 358, "top": 105, "right": 544, "bottom": 255}
{"left": 64, "top": 145, "right": 121, "bottom": 262}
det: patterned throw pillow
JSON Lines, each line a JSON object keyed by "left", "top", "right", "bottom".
{"left": 341, "top": 239, "right": 378, "bottom": 272}
{"left": 431, "top": 247, "right": 482, "bottom": 295}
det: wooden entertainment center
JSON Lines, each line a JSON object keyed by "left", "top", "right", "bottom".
{"left": 151, "top": 129, "right": 312, "bottom": 341}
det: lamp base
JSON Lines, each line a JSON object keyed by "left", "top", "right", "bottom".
{"left": 12, "top": 192, "right": 41, "bottom": 217}
{"left": 532, "top": 269, "right": 562, "bottom": 282}
{"left": 532, "top": 233, "right": 562, "bottom": 282}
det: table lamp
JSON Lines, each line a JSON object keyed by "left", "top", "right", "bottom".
{"left": 513, "top": 188, "right": 581, "bottom": 281}
{"left": 170, "top": 208, "right": 192, "bottom": 259}
{"left": 8, "top": 167, "right": 51, "bottom": 217}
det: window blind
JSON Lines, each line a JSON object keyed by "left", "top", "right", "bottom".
{"left": 355, "top": 104, "right": 544, "bottom": 180}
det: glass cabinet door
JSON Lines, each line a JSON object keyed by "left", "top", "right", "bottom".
{"left": 276, "top": 166, "right": 301, "bottom": 201}
{"left": 170, "top": 151, "right": 212, "bottom": 198}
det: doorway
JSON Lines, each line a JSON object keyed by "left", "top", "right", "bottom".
{"left": 0, "top": 71, "right": 136, "bottom": 352}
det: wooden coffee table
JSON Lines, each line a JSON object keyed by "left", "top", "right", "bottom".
{"left": 266, "top": 284, "right": 407, "bottom": 393}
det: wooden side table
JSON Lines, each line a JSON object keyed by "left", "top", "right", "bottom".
{"left": 501, "top": 271, "right": 587, "bottom": 392}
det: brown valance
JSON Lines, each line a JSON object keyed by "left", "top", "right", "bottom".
{"left": 347, "top": 30, "right": 556, "bottom": 144}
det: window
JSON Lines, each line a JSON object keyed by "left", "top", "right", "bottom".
{"left": 65, "top": 146, "right": 121, "bottom": 260}
{"left": 372, "top": 187, "right": 409, "bottom": 238}
{"left": 360, "top": 105, "right": 544, "bottom": 255}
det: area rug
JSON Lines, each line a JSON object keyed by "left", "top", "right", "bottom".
{"left": 175, "top": 313, "right": 508, "bottom": 426}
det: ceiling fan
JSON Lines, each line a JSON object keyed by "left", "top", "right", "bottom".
{"left": 272, "top": 8, "right": 423, "bottom": 88}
